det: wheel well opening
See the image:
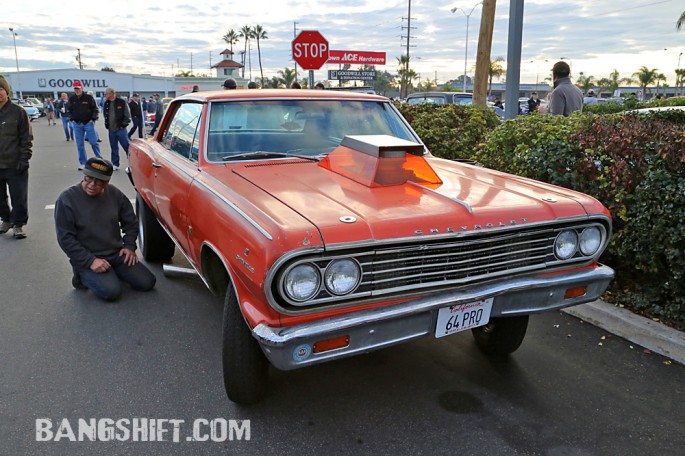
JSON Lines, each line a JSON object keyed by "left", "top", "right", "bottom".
{"left": 201, "top": 246, "right": 230, "bottom": 296}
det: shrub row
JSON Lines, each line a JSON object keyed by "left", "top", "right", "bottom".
{"left": 398, "top": 103, "right": 685, "bottom": 329}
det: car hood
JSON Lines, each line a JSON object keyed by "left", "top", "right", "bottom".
{"left": 222, "top": 156, "right": 604, "bottom": 246}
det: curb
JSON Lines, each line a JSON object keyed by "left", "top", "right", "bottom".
{"left": 562, "top": 300, "right": 685, "bottom": 365}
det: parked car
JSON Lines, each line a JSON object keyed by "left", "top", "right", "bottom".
{"left": 127, "top": 89, "right": 614, "bottom": 404}
{"left": 24, "top": 97, "right": 45, "bottom": 116}
{"left": 16, "top": 100, "right": 40, "bottom": 120}
{"left": 406, "top": 92, "right": 473, "bottom": 106}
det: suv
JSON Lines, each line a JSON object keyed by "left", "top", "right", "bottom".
{"left": 406, "top": 92, "right": 473, "bottom": 106}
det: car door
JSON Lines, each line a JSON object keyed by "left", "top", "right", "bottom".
{"left": 152, "top": 102, "right": 204, "bottom": 255}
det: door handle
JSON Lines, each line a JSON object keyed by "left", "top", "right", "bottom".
{"left": 152, "top": 162, "right": 162, "bottom": 168}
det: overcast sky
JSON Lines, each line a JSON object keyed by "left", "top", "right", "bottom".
{"left": 2, "top": 0, "right": 684, "bottom": 86}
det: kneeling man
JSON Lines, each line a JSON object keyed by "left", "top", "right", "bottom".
{"left": 55, "top": 158, "right": 156, "bottom": 301}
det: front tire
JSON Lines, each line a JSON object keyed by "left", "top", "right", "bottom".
{"left": 136, "top": 194, "right": 175, "bottom": 262}
{"left": 222, "top": 285, "right": 268, "bottom": 404}
{"left": 472, "top": 315, "right": 529, "bottom": 356}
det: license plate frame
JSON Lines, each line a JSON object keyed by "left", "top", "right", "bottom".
{"left": 435, "top": 298, "right": 494, "bottom": 338}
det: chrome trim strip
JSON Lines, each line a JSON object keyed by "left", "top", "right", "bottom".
{"left": 253, "top": 264, "right": 615, "bottom": 350}
{"left": 407, "top": 181, "right": 473, "bottom": 214}
{"left": 194, "top": 173, "right": 273, "bottom": 241}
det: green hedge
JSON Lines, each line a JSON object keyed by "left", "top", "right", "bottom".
{"left": 394, "top": 103, "right": 500, "bottom": 161}
{"left": 400, "top": 105, "right": 685, "bottom": 329}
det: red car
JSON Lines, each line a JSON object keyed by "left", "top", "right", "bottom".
{"left": 127, "top": 89, "right": 614, "bottom": 404}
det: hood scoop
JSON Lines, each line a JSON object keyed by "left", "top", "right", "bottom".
{"left": 319, "top": 135, "right": 443, "bottom": 188}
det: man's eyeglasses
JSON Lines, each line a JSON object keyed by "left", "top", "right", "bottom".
{"left": 83, "top": 175, "right": 107, "bottom": 187}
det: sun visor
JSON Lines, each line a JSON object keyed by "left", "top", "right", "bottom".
{"left": 318, "top": 135, "right": 443, "bottom": 188}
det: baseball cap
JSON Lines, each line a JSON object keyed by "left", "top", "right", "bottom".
{"left": 132, "top": 93, "right": 139, "bottom": 97}
{"left": 83, "top": 158, "right": 113, "bottom": 182}
{"left": 73, "top": 80, "right": 83, "bottom": 89}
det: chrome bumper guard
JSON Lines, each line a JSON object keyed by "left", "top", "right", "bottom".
{"left": 252, "top": 265, "right": 614, "bottom": 370}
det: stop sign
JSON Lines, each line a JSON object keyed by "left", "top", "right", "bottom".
{"left": 292, "top": 30, "right": 329, "bottom": 70}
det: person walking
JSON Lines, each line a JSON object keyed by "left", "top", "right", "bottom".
{"left": 548, "top": 61, "right": 583, "bottom": 116}
{"left": 0, "top": 76, "right": 33, "bottom": 239}
{"left": 55, "top": 92, "right": 74, "bottom": 141}
{"left": 127, "top": 93, "right": 144, "bottom": 139}
{"left": 68, "top": 81, "right": 102, "bottom": 170}
{"left": 54, "top": 158, "right": 156, "bottom": 301}
{"left": 44, "top": 97, "right": 56, "bottom": 125}
{"left": 102, "top": 87, "right": 131, "bottom": 171}
{"left": 149, "top": 94, "right": 164, "bottom": 136}
{"left": 527, "top": 92, "right": 541, "bottom": 113}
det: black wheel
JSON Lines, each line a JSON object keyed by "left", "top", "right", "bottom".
{"left": 222, "top": 285, "right": 268, "bottom": 404}
{"left": 472, "top": 315, "right": 529, "bottom": 356}
{"left": 135, "top": 193, "right": 175, "bottom": 262}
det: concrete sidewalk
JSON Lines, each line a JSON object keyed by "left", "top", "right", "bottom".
{"left": 563, "top": 300, "right": 685, "bottom": 365}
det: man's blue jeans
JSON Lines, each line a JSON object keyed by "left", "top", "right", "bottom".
{"left": 108, "top": 127, "right": 130, "bottom": 167}
{"left": 73, "top": 121, "right": 102, "bottom": 167}
{"left": 128, "top": 117, "right": 144, "bottom": 138}
{"left": 76, "top": 253, "right": 156, "bottom": 301}
{"left": 61, "top": 116, "right": 74, "bottom": 140}
{"left": 0, "top": 167, "right": 29, "bottom": 226}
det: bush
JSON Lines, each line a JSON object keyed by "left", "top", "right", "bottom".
{"left": 394, "top": 103, "right": 499, "bottom": 161}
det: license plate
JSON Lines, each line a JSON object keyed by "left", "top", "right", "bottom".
{"left": 435, "top": 298, "right": 494, "bottom": 338}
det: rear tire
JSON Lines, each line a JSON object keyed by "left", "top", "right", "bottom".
{"left": 472, "top": 315, "right": 529, "bottom": 356}
{"left": 136, "top": 193, "right": 175, "bottom": 262}
{"left": 222, "top": 286, "right": 268, "bottom": 404}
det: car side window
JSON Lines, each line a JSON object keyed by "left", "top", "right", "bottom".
{"left": 161, "top": 102, "right": 203, "bottom": 160}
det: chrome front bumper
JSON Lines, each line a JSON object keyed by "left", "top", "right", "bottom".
{"left": 252, "top": 265, "right": 615, "bottom": 370}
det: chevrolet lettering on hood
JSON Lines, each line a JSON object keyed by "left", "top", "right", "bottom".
{"left": 127, "top": 89, "right": 614, "bottom": 404}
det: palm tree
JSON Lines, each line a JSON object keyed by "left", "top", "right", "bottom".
{"left": 677, "top": 10, "right": 685, "bottom": 30}
{"left": 675, "top": 68, "right": 685, "bottom": 96}
{"left": 485, "top": 57, "right": 505, "bottom": 96}
{"left": 253, "top": 25, "right": 268, "bottom": 88}
{"left": 239, "top": 25, "right": 253, "bottom": 78}
{"left": 632, "top": 66, "right": 660, "bottom": 100}
{"left": 575, "top": 73, "right": 595, "bottom": 93}
{"left": 596, "top": 78, "right": 612, "bottom": 96}
{"left": 222, "top": 29, "right": 239, "bottom": 53}
{"left": 606, "top": 69, "right": 632, "bottom": 95}
{"left": 277, "top": 67, "right": 298, "bottom": 88}
{"left": 397, "top": 55, "right": 416, "bottom": 98}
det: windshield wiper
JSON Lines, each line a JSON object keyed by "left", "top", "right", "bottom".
{"left": 221, "top": 151, "right": 320, "bottom": 161}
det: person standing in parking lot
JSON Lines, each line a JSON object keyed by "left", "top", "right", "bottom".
{"left": 527, "top": 92, "right": 541, "bottom": 113}
{"left": 149, "top": 94, "right": 164, "bottom": 136}
{"left": 0, "top": 75, "right": 33, "bottom": 239}
{"left": 128, "top": 93, "right": 144, "bottom": 139}
{"left": 68, "top": 81, "right": 102, "bottom": 170}
{"left": 55, "top": 92, "right": 74, "bottom": 141}
{"left": 103, "top": 87, "right": 131, "bottom": 171}
{"left": 548, "top": 61, "right": 583, "bottom": 116}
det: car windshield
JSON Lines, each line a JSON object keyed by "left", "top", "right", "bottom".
{"left": 207, "top": 99, "right": 417, "bottom": 161}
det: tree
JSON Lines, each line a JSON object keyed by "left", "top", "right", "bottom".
{"left": 632, "top": 66, "right": 660, "bottom": 99}
{"left": 396, "top": 55, "right": 417, "bottom": 97}
{"left": 222, "top": 29, "right": 240, "bottom": 53}
{"left": 101, "top": 66, "right": 115, "bottom": 72}
{"left": 675, "top": 68, "right": 685, "bottom": 96}
{"left": 372, "top": 71, "right": 395, "bottom": 96}
{"left": 603, "top": 69, "right": 632, "bottom": 95}
{"left": 176, "top": 70, "right": 194, "bottom": 77}
{"left": 239, "top": 25, "right": 253, "bottom": 78}
{"left": 474, "top": 56, "right": 504, "bottom": 97}
{"left": 473, "top": 0, "right": 497, "bottom": 107}
{"left": 253, "top": 25, "right": 268, "bottom": 87}
{"left": 277, "top": 67, "right": 297, "bottom": 88}
{"left": 677, "top": 10, "right": 685, "bottom": 30}
{"left": 575, "top": 73, "right": 595, "bottom": 93}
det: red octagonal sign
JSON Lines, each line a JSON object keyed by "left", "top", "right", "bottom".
{"left": 292, "top": 30, "right": 329, "bottom": 70}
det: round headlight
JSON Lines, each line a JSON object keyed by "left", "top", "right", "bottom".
{"left": 283, "top": 263, "right": 320, "bottom": 302}
{"left": 555, "top": 230, "right": 578, "bottom": 260}
{"left": 579, "top": 227, "right": 602, "bottom": 256}
{"left": 324, "top": 259, "right": 361, "bottom": 295}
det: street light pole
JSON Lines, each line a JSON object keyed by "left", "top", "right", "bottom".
{"left": 452, "top": 2, "right": 482, "bottom": 93}
{"left": 678, "top": 52, "right": 683, "bottom": 96}
{"left": 9, "top": 27, "right": 22, "bottom": 99}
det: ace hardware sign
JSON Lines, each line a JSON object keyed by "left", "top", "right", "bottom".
{"left": 292, "top": 30, "right": 329, "bottom": 70}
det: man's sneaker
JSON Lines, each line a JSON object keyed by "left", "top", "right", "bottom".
{"left": 113, "top": 165, "right": 120, "bottom": 171}
{"left": 78, "top": 165, "right": 84, "bottom": 170}
{"left": 12, "top": 225, "right": 26, "bottom": 239}
{"left": 72, "top": 272, "right": 87, "bottom": 290}
{"left": 0, "top": 221, "right": 12, "bottom": 234}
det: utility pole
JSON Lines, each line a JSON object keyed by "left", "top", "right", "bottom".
{"left": 190, "top": 52, "right": 193, "bottom": 74}
{"left": 473, "top": 0, "right": 496, "bottom": 107}
{"left": 76, "top": 48, "right": 83, "bottom": 70}
{"left": 401, "top": 0, "right": 417, "bottom": 98}
{"left": 293, "top": 22, "right": 299, "bottom": 80}
{"left": 504, "top": 0, "right": 525, "bottom": 119}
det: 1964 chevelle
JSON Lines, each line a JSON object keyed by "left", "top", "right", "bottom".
{"left": 127, "top": 89, "right": 614, "bottom": 404}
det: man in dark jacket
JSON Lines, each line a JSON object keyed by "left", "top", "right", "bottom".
{"left": 54, "top": 157, "right": 156, "bottom": 301}
{"left": 55, "top": 92, "right": 74, "bottom": 141}
{"left": 127, "top": 93, "right": 144, "bottom": 139}
{"left": 68, "top": 80, "right": 102, "bottom": 170}
{"left": 102, "top": 87, "right": 131, "bottom": 170}
{"left": 149, "top": 94, "right": 164, "bottom": 136}
{"left": 0, "top": 75, "right": 33, "bottom": 239}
